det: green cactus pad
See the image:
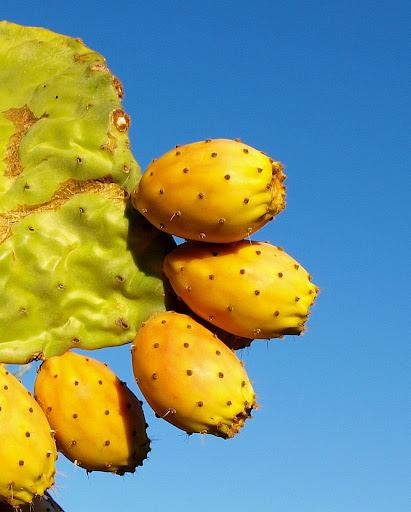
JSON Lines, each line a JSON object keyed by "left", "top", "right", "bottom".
{"left": 0, "top": 22, "right": 173, "bottom": 363}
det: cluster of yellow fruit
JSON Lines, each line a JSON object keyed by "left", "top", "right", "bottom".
{"left": 0, "top": 138, "right": 318, "bottom": 511}
{"left": 130, "top": 138, "right": 318, "bottom": 437}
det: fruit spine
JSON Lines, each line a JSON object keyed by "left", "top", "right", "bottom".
{"left": 34, "top": 351, "right": 150, "bottom": 475}
{"left": 132, "top": 312, "right": 256, "bottom": 438}
{"left": 0, "top": 365, "right": 57, "bottom": 507}
{"left": 132, "top": 138, "right": 286, "bottom": 243}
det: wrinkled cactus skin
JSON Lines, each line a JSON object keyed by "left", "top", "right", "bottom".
{"left": 0, "top": 22, "right": 174, "bottom": 363}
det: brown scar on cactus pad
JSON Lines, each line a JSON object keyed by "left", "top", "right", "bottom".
{"left": 132, "top": 138, "right": 286, "bottom": 243}
{"left": 0, "top": 177, "right": 125, "bottom": 244}
{"left": 131, "top": 312, "right": 257, "bottom": 439}
{"left": 34, "top": 351, "right": 150, "bottom": 475}
{"left": 163, "top": 241, "right": 319, "bottom": 340}
{"left": 3, "top": 106, "right": 45, "bottom": 179}
{"left": 0, "top": 365, "right": 57, "bottom": 508}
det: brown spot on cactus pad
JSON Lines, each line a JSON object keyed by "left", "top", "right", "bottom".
{"left": 3, "top": 106, "right": 44, "bottom": 178}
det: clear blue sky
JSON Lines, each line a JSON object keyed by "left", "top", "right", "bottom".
{"left": 3, "top": 1, "right": 410, "bottom": 511}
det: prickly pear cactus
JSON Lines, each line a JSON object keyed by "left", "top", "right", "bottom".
{"left": 132, "top": 138, "right": 286, "bottom": 243}
{"left": 0, "top": 365, "right": 57, "bottom": 507}
{"left": 34, "top": 351, "right": 150, "bottom": 475}
{"left": 132, "top": 312, "right": 256, "bottom": 438}
{"left": 163, "top": 241, "right": 318, "bottom": 339}
{"left": 0, "top": 22, "right": 174, "bottom": 364}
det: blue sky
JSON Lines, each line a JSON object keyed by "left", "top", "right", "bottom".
{"left": 3, "top": 1, "right": 410, "bottom": 511}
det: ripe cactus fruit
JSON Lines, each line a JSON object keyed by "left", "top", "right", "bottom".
{"left": 132, "top": 138, "right": 286, "bottom": 243}
{"left": 0, "top": 22, "right": 174, "bottom": 364}
{"left": 34, "top": 351, "right": 150, "bottom": 475}
{"left": 163, "top": 241, "right": 318, "bottom": 339}
{"left": 0, "top": 365, "right": 57, "bottom": 507}
{"left": 131, "top": 311, "right": 256, "bottom": 438}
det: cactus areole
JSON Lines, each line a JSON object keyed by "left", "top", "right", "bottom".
{"left": 0, "top": 22, "right": 174, "bottom": 364}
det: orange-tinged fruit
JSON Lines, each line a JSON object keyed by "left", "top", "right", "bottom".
{"left": 132, "top": 138, "right": 286, "bottom": 242}
{"left": 34, "top": 351, "right": 150, "bottom": 475}
{"left": 0, "top": 366, "right": 57, "bottom": 507}
{"left": 132, "top": 312, "right": 256, "bottom": 438}
{"left": 163, "top": 241, "right": 318, "bottom": 340}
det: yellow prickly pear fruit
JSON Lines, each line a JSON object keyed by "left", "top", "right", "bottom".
{"left": 34, "top": 352, "right": 150, "bottom": 475}
{"left": 131, "top": 312, "right": 256, "bottom": 438}
{"left": 0, "top": 366, "right": 57, "bottom": 507}
{"left": 132, "top": 138, "right": 286, "bottom": 243}
{"left": 163, "top": 241, "right": 318, "bottom": 340}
